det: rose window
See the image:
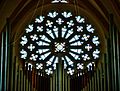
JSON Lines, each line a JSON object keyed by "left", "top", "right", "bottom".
{"left": 20, "top": 11, "right": 100, "bottom": 75}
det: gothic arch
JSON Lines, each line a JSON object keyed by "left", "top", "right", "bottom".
{"left": 11, "top": 3, "right": 106, "bottom": 73}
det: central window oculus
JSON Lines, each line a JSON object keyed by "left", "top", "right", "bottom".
{"left": 55, "top": 42, "right": 65, "bottom": 52}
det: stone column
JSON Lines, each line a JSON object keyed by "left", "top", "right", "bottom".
{"left": 64, "top": 73, "right": 67, "bottom": 91}
{"left": 56, "top": 54, "right": 64, "bottom": 91}
{"left": 52, "top": 73, "right": 56, "bottom": 91}
{"left": 109, "top": 14, "right": 118, "bottom": 91}
{"left": 0, "top": 28, "right": 9, "bottom": 91}
{"left": 0, "top": 32, "right": 4, "bottom": 91}
{"left": 116, "top": 29, "right": 120, "bottom": 91}
{"left": 50, "top": 76, "right": 53, "bottom": 91}
{"left": 67, "top": 76, "right": 70, "bottom": 91}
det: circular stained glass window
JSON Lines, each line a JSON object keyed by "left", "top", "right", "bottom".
{"left": 20, "top": 11, "right": 100, "bottom": 75}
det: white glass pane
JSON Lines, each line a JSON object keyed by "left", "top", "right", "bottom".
{"left": 35, "top": 16, "right": 44, "bottom": 23}
{"left": 65, "top": 56, "right": 71, "bottom": 63}
{"left": 74, "top": 35, "right": 79, "bottom": 40}
{"left": 70, "top": 49, "right": 77, "bottom": 53}
{"left": 78, "top": 49, "right": 83, "bottom": 54}
{"left": 64, "top": 60, "right": 67, "bottom": 69}
{"left": 70, "top": 42, "right": 78, "bottom": 46}
{"left": 36, "top": 41, "right": 42, "bottom": 46}
{"left": 74, "top": 55, "right": 79, "bottom": 60}
{"left": 54, "top": 57, "right": 58, "bottom": 63}
{"left": 62, "top": 31, "right": 65, "bottom": 38}
{"left": 42, "top": 49, "right": 49, "bottom": 53}
{"left": 69, "top": 37, "right": 76, "bottom": 43}
{"left": 69, "top": 52, "right": 76, "bottom": 57}
{"left": 50, "top": 56, "right": 55, "bottom": 62}
{"left": 49, "top": 33, "right": 55, "bottom": 39}
{"left": 26, "top": 24, "right": 33, "bottom": 33}
{"left": 62, "top": 12, "right": 72, "bottom": 18}
{"left": 86, "top": 24, "right": 94, "bottom": 33}
{"left": 41, "top": 35, "right": 51, "bottom": 42}
{"left": 55, "top": 31, "right": 58, "bottom": 38}
{"left": 65, "top": 29, "right": 73, "bottom": 39}
{"left": 65, "top": 32, "right": 71, "bottom": 39}
{"left": 78, "top": 41, "right": 83, "bottom": 46}
{"left": 44, "top": 52, "right": 51, "bottom": 58}
{"left": 43, "top": 42, "right": 49, "bottom": 46}
{"left": 47, "top": 11, "right": 58, "bottom": 18}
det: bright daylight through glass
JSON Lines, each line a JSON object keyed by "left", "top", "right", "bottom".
{"left": 20, "top": 11, "right": 100, "bottom": 75}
